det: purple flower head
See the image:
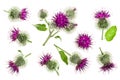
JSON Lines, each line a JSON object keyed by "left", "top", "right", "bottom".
{"left": 76, "top": 58, "right": 88, "bottom": 71}
{"left": 95, "top": 10, "right": 110, "bottom": 19}
{"left": 40, "top": 54, "right": 52, "bottom": 66}
{"left": 10, "top": 28, "right": 20, "bottom": 41}
{"left": 19, "top": 8, "right": 28, "bottom": 20}
{"left": 53, "top": 12, "right": 69, "bottom": 28}
{"left": 76, "top": 34, "right": 92, "bottom": 49}
{"left": 8, "top": 61, "right": 19, "bottom": 73}
{"left": 100, "top": 63, "right": 115, "bottom": 71}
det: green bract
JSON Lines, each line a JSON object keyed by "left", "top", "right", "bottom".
{"left": 18, "top": 33, "right": 28, "bottom": 45}
{"left": 66, "top": 8, "right": 76, "bottom": 19}
{"left": 9, "top": 7, "right": 20, "bottom": 20}
{"left": 98, "top": 19, "right": 108, "bottom": 28}
{"left": 99, "top": 53, "right": 110, "bottom": 65}
{"left": 39, "top": 9, "right": 47, "bottom": 19}
{"left": 46, "top": 60, "right": 57, "bottom": 71}
{"left": 70, "top": 54, "right": 80, "bottom": 64}
{"left": 15, "top": 56, "right": 26, "bottom": 67}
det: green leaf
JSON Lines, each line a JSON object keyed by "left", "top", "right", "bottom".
{"left": 55, "top": 36, "right": 62, "bottom": 41}
{"left": 59, "top": 51, "right": 68, "bottom": 65}
{"left": 34, "top": 24, "right": 47, "bottom": 31}
{"left": 105, "top": 26, "right": 117, "bottom": 41}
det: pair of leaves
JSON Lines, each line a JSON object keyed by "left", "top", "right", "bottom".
{"left": 59, "top": 51, "right": 68, "bottom": 65}
{"left": 34, "top": 24, "right": 47, "bottom": 31}
{"left": 105, "top": 26, "right": 117, "bottom": 41}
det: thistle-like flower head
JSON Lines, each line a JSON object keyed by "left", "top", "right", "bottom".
{"left": 40, "top": 54, "right": 52, "bottom": 66}
{"left": 19, "top": 8, "right": 28, "bottom": 20}
{"left": 100, "top": 63, "right": 115, "bottom": 71}
{"left": 95, "top": 10, "right": 110, "bottom": 19}
{"left": 8, "top": 61, "right": 19, "bottom": 73}
{"left": 53, "top": 12, "right": 69, "bottom": 28}
{"left": 76, "top": 34, "right": 92, "bottom": 49}
{"left": 10, "top": 28, "right": 20, "bottom": 41}
{"left": 76, "top": 58, "right": 88, "bottom": 71}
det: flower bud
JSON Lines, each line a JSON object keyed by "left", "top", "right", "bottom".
{"left": 66, "top": 8, "right": 76, "bottom": 19}
{"left": 39, "top": 9, "right": 47, "bottom": 19}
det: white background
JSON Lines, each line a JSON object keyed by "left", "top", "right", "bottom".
{"left": 0, "top": 0, "right": 119, "bottom": 80}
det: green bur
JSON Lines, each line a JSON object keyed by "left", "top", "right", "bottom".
{"left": 46, "top": 60, "right": 57, "bottom": 70}
{"left": 70, "top": 54, "right": 81, "bottom": 64}
{"left": 9, "top": 8, "right": 20, "bottom": 20}
{"left": 98, "top": 19, "right": 108, "bottom": 28}
{"left": 65, "top": 23, "right": 76, "bottom": 32}
{"left": 66, "top": 8, "right": 76, "bottom": 19}
{"left": 18, "top": 33, "right": 28, "bottom": 45}
{"left": 39, "top": 9, "right": 47, "bottom": 19}
{"left": 15, "top": 56, "right": 26, "bottom": 67}
{"left": 105, "top": 26, "right": 117, "bottom": 41}
{"left": 99, "top": 53, "right": 110, "bottom": 65}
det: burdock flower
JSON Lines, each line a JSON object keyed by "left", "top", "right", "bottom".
{"left": 10, "top": 27, "right": 32, "bottom": 45}
{"left": 4, "top": 7, "right": 28, "bottom": 21}
{"left": 8, "top": 61, "right": 19, "bottom": 73}
{"left": 39, "top": 54, "right": 59, "bottom": 75}
{"left": 100, "top": 63, "right": 115, "bottom": 71}
{"left": 40, "top": 54, "right": 51, "bottom": 66}
{"left": 8, "top": 50, "right": 31, "bottom": 74}
{"left": 10, "top": 28, "right": 19, "bottom": 41}
{"left": 19, "top": 8, "right": 28, "bottom": 20}
{"left": 76, "top": 58, "right": 88, "bottom": 71}
{"left": 95, "top": 10, "right": 110, "bottom": 40}
{"left": 95, "top": 10, "right": 110, "bottom": 19}
{"left": 99, "top": 48, "right": 115, "bottom": 72}
{"left": 53, "top": 12, "right": 69, "bottom": 28}
{"left": 76, "top": 34, "right": 92, "bottom": 49}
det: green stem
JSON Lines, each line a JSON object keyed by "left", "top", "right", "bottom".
{"left": 27, "top": 40, "right": 32, "bottom": 43}
{"left": 25, "top": 53, "right": 31, "bottom": 58}
{"left": 99, "top": 47, "right": 104, "bottom": 55}
{"left": 54, "top": 69, "right": 59, "bottom": 76}
{"left": 54, "top": 44, "right": 71, "bottom": 56}
{"left": 43, "top": 33, "right": 51, "bottom": 46}
{"left": 101, "top": 29, "right": 104, "bottom": 40}
{"left": 44, "top": 19, "right": 50, "bottom": 32}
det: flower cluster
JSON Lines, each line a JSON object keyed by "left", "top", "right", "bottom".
{"left": 34, "top": 8, "right": 77, "bottom": 46}
{"left": 8, "top": 50, "right": 31, "bottom": 73}
{"left": 10, "top": 28, "right": 31, "bottom": 45}
{"left": 98, "top": 48, "right": 115, "bottom": 72}
{"left": 39, "top": 54, "right": 59, "bottom": 75}
{"left": 5, "top": 7, "right": 28, "bottom": 20}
